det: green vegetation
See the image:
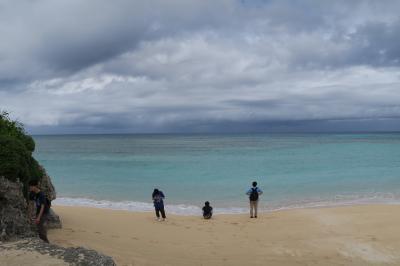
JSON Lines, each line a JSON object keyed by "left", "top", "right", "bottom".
{"left": 0, "top": 111, "right": 43, "bottom": 195}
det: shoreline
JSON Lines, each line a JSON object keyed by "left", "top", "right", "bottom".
{"left": 52, "top": 196, "right": 400, "bottom": 215}
{"left": 48, "top": 204, "right": 400, "bottom": 265}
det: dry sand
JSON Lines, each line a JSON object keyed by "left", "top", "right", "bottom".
{"left": 47, "top": 205, "right": 400, "bottom": 266}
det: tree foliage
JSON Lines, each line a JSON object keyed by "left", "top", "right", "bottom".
{"left": 0, "top": 111, "right": 43, "bottom": 195}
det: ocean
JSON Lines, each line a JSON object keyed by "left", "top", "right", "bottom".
{"left": 33, "top": 133, "right": 400, "bottom": 215}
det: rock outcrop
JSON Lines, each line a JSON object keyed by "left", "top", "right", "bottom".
{"left": 0, "top": 176, "right": 33, "bottom": 240}
{"left": 47, "top": 208, "right": 62, "bottom": 229}
{"left": 0, "top": 238, "right": 117, "bottom": 266}
{"left": 39, "top": 165, "right": 57, "bottom": 201}
{"left": 0, "top": 176, "right": 116, "bottom": 265}
{"left": 0, "top": 167, "right": 62, "bottom": 239}
{"left": 39, "top": 166, "right": 62, "bottom": 229}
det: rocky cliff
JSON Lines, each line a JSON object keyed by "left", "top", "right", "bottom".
{"left": 0, "top": 167, "right": 62, "bottom": 240}
{"left": 38, "top": 166, "right": 62, "bottom": 229}
{"left": 0, "top": 176, "right": 32, "bottom": 240}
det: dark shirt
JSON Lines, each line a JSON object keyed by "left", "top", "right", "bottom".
{"left": 152, "top": 191, "right": 165, "bottom": 208}
{"left": 202, "top": 205, "right": 213, "bottom": 216}
{"left": 30, "top": 191, "right": 49, "bottom": 215}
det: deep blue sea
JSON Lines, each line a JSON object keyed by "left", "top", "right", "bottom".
{"left": 33, "top": 133, "right": 400, "bottom": 214}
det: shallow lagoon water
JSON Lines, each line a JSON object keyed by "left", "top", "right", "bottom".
{"left": 33, "top": 133, "right": 400, "bottom": 214}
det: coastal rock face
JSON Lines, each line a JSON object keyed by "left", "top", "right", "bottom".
{"left": 0, "top": 238, "right": 117, "bottom": 266}
{"left": 0, "top": 167, "right": 61, "bottom": 239}
{"left": 39, "top": 166, "right": 56, "bottom": 201}
{"left": 47, "top": 208, "right": 62, "bottom": 229}
{"left": 38, "top": 166, "right": 62, "bottom": 229}
{"left": 0, "top": 176, "right": 33, "bottom": 240}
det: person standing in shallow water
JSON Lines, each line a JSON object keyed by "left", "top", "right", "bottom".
{"left": 152, "top": 189, "right": 166, "bottom": 221}
{"left": 246, "top": 181, "right": 263, "bottom": 218}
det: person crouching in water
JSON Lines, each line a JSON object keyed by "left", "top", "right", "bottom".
{"left": 202, "top": 201, "right": 213, "bottom": 219}
{"left": 152, "top": 188, "right": 166, "bottom": 221}
{"left": 29, "top": 180, "right": 50, "bottom": 243}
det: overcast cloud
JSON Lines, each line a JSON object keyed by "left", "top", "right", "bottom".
{"left": 1, "top": 0, "right": 400, "bottom": 133}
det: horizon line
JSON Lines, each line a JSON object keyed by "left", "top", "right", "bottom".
{"left": 30, "top": 131, "right": 400, "bottom": 137}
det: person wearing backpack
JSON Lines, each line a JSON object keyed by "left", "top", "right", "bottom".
{"left": 246, "top": 181, "right": 263, "bottom": 218}
{"left": 152, "top": 188, "right": 166, "bottom": 221}
{"left": 29, "top": 180, "right": 50, "bottom": 243}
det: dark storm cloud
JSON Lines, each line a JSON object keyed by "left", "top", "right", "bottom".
{"left": 1, "top": 0, "right": 400, "bottom": 133}
{"left": 0, "top": 0, "right": 236, "bottom": 81}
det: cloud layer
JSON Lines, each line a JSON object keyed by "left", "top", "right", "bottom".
{"left": 1, "top": 0, "right": 400, "bottom": 133}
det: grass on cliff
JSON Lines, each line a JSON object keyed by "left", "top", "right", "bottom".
{"left": 0, "top": 111, "right": 43, "bottom": 196}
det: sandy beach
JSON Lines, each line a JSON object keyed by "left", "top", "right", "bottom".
{"left": 44, "top": 205, "right": 400, "bottom": 266}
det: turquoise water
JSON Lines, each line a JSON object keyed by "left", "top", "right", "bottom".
{"left": 33, "top": 133, "right": 400, "bottom": 214}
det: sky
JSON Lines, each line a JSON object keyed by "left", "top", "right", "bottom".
{"left": 1, "top": 0, "right": 400, "bottom": 134}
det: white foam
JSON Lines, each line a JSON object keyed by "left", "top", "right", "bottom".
{"left": 265, "top": 193, "right": 400, "bottom": 212}
{"left": 53, "top": 197, "right": 247, "bottom": 215}
{"left": 53, "top": 193, "right": 400, "bottom": 215}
